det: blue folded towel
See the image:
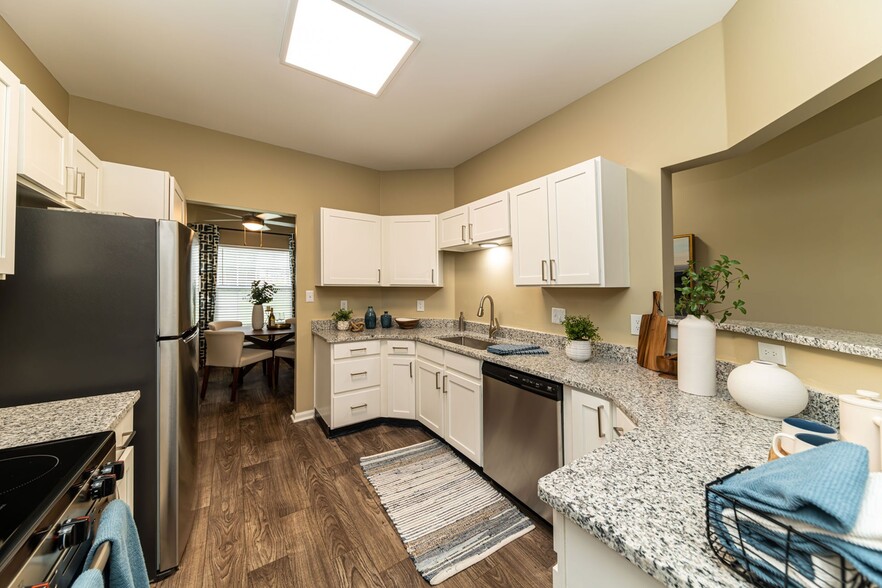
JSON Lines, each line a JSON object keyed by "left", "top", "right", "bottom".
{"left": 72, "top": 569, "right": 104, "bottom": 588}
{"left": 487, "top": 344, "right": 548, "bottom": 356}
{"left": 715, "top": 442, "right": 868, "bottom": 534}
{"left": 84, "top": 500, "right": 150, "bottom": 588}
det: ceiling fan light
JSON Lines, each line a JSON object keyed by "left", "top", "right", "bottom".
{"left": 242, "top": 214, "right": 266, "bottom": 231}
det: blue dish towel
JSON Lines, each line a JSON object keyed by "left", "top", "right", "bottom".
{"left": 715, "top": 442, "right": 868, "bottom": 534}
{"left": 84, "top": 500, "right": 150, "bottom": 588}
{"left": 72, "top": 569, "right": 104, "bottom": 588}
{"left": 487, "top": 344, "right": 548, "bottom": 356}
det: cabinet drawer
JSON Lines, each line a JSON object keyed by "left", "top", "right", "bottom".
{"left": 387, "top": 341, "right": 415, "bottom": 355}
{"left": 113, "top": 407, "right": 135, "bottom": 458}
{"left": 333, "top": 356, "right": 381, "bottom": 393}
{"left": 332, "top": 388, "right": 381, "bottom": 428}
{"left": 333, "top": 340, "right": 380, "bottom": 359}
{"left": 417, "top": 342, "right": 445, "bottom": 365}
{"left": 445, "top": 351, "right": 481, "bottom": 380}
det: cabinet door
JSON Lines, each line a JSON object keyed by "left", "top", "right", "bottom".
{"left": 548, "top": 160, "right": 601, "bottom": 285}
{"left": 568, "top": 389, "right": 611, "bottom": 463}
{"left": 415, "top": 359, "right": 444, "bottom": 436}
{"left": 387, "top": 356, "right": 415, "bottom": 419}
{"left": 613, "top": 406, "right": 636, "bottom": 438}
{"left": 170, "top": 176, "right": 186, "bottom": 224}
{"left": 469, "top": 191, "right": 510, "bottom": 244}
{"left": 102, "top": 162, "right": 169, "bottom": 220}
{"left": 445, "top": 372, "right": 482, "bottom": 466}
{"left": 510, "top": 178, "right": 550, "bottom": 285}
{"left": 320, "top": 208, "right": 382, "bottom": 286}
{"left": 69, "top": 135, "right": 102, "bottom": 210}
{"left": 438, "top": 205, "right": 469, "bottom": 250}
{"left": 383, "top": 215, "right": 440, "bottom": 286}
{"left": 0, "top": 61, "right": 19, "bottom": 277}
{"left": 18, "top": 86, "right": 68, "bottom": 198}
{"left": 117, "top": 446, "right": 135, "bottom": 511}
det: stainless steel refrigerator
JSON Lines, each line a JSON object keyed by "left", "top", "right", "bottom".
{"left": 0, "top": 207, "right": 200, "bottom": 580}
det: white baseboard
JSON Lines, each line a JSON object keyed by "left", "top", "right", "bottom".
{"left": 291, "top": 409, "right": 315, "bottom": 424}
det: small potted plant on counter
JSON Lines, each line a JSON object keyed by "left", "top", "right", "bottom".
{"left": 332, "top": 308, "right": 354, "bottom": 331}
{"left": 675, "top": 255, "right": 748, "bottom": 397}
{"left": 562, "top": 314, "right": 601, "bottom": 362}
{"left": 249, "top": 280, "right": 277, "bottom": 329}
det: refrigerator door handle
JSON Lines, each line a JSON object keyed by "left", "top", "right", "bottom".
{"left": 183, "top": 328, "right": 198, "bottom": 344}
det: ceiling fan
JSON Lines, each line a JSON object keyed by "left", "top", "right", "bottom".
{"left": 202, "top": 211, "right": 295, "bottom": 231}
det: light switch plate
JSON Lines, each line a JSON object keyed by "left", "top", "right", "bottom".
{"left": 416, "top": 300, "right": 425, "bottom": 312}
{"left": 551, "top": 307, "right": 566, "bottom": 324}
{"left": 758, "top": 342, "right": 786, "bottom": 365}
{"left": 630, "top": 314, "right": 642, "bottom": 336}
{"left": 305, "top": 290, "right": 314, "bottom": 302}
{"left": 340, "top": 300, "right": 348, "bottom": 310}
{"left": 670, "top": 325, "right": 678, "bottom": 340}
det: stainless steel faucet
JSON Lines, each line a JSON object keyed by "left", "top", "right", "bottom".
{"left": 477, "top": 294, "right": 500, "bottom": 338}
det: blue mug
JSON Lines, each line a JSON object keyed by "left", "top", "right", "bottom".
{"left": 773, "top": 431, "right": 837, "bottom": 457}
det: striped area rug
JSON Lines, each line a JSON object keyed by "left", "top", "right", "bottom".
{"left": 360, "top": 439, "right": 534, "bottom": 585}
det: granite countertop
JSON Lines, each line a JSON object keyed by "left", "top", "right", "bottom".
{"left": 313, "top": 321, "right": 777, "bottom": 587}
{"left": 0, "top": 391, "right": 140, "bottom": 450}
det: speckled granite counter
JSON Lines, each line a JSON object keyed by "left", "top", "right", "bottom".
{"left": 314, "top": 320, "right": 788, "bottom": 587}
{"left": 0, "top": 391, "right": 140, "bottom": 450}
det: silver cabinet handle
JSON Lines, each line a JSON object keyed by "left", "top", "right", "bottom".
{"left": 351, "top": 371, "right": 367, "bottom": 377}
{"left": 550, "top": 259, "right": 556, "bottom": 281}
{"left": 435, "top": 371, "right": 440, "bottom": 389}
{"left": 351, "top": 347, "right": 367, "bottom": 353}
{"left": 541, "top": 260, "right": 547, "bottom": 281}
{"left": 392, "top": 346, "right": 408, "bottom": 351}
{"left": 461, "top": 225, "right": 466, "bottom": 242}
{"left": 613, "top": 426, "right": 625, "bottom": 437}
{"left": 468, "top": 223, "right": 473, "bottom": 241}
{"left": 378, "top": 269, "right": 381, "bottom": 284}
{"left": 350, "top": 403, "right": 367, "bottom": 410}
{"left": 442, "top": 375, "right": 448, "bottom": 393}
{"left": 597, "top": 406, "right": 606, "bottom": 439}
{"left": 117, "top": 431, "right": 136, "bottom": 451}
{"left": 65, "top": 166, "right": 77, "bottom": 196}
{"left": 431, "top": 268, "right": 434, "bottom": 283}
{"left": 76, "top": 171, "right": 86, "bottom": 199}
{"left": 409, "top": 361, "right": 413, "bottom": 378}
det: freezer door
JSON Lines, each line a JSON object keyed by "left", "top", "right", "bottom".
{"left": 158, "top": 221, "right": 198, "bottom": 337}
{"left": 157, "top": 329, "right": 199, "bottom": 572}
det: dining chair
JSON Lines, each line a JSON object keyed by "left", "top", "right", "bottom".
{"left": 202, "top": 330, "right": 272, "bottom": 402}
{"left": 207, "top": 320, "right": 242, "bottom": 330}
{"left": 273, "top": 345, "right": 295, "bottom": 388}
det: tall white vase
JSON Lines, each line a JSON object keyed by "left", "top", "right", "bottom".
{"left": 252, "top": 304, "right": 264, "bottom": 329}
{"left": 677, "top": 315, "right": 717, "bottom": 397}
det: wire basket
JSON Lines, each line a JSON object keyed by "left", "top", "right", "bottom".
{"left": 705, "top": 467, "right": 873, "bottom": 588}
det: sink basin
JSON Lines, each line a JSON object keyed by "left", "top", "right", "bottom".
{"left": 437, "top": 336, "right": 494, "bottom": 350}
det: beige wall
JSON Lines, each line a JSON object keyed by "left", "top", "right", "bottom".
{"left": 674, "top": 79, "right": 882, "bottom": 333}
{"left": 0, "top": 16, "right": 68, "bottom": 124}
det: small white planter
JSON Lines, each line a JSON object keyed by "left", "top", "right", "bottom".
{"left": 565, "top": 340, "right": 593, "bottom": 362}
{"left": 727, "top": 360, "right": 808, "bottom": 420}
{"left": 252, "top": 304, "right": 264, "bottom": 329}
{"left": 677, "top": 315, "right": 717, "bottom": 396}
{"left": 336, "top": 320, "right": 350, "bottom": 331}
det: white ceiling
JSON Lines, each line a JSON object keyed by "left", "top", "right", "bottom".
{"left": 0, "top": 0, "right": 736, "bottom": 170}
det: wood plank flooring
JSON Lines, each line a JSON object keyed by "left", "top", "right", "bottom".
{"left": 156, "top": 366, "right": 554, "bottom": 587}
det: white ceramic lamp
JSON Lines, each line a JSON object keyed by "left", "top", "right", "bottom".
{"left": 727, "top": 360, "right": 808, "bottom": 420}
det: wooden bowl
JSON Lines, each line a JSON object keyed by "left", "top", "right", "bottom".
{"left": 395, "top": 317, "right": 420, "bottom": 329}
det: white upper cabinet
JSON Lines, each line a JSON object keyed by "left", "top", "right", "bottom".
{"left": 68, "top": 135, "right": 102, "bottom": 210}
{"left": 0, "top": 61, "right": 19, "bottom": 278}
{"left": 382, "top": 215, "right": 442, "bottom": 286}
{"left": 320, "top": 208, "right": 383, "bottom": 286}
{"left": 170, "top": 176, "right": 186, "bottom": 224}
{"left": 102, "top": 162, "right": 186, "bottom": 222}
{"left": 511, "top": 157, "right": 629, "bottom": 287}
{"left": 438, "top": 191, "right": 510, "bottom": 251}
{"left": 18, "top": 85, "right": 68, "bottom": 199}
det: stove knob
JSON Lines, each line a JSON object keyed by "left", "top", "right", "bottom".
{"left": 100, "top": 460, "right": 125, "bottom": 481}
{"left": 89, "top": 474, "right": 117, "bottom": 499}
{"left": 57, "top": 516, "right": 91, "bottom": 549}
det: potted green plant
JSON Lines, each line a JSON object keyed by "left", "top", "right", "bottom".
{"left": 675, "top": 255, "right": 748, "bottom": 396}
{"left": 561, "top": 314, "right": 601, "bottom": 362}
{"left": 249, "top": 280, "right": 277, "bottom": 329}
{"left": 331, "top": 308, "right": 354, "bottom": 331}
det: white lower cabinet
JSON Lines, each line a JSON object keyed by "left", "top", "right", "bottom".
{"left": 565, "top": 387, "right": 613, "bottom": 463}
{"left": 444, "top": 372, "right": 482, "bottom": 465}
{"left": 385, "top": 341, "right": 416, "bottom": 419}
{"left": 415, "top": 358, "right": 444, "bottom": 435}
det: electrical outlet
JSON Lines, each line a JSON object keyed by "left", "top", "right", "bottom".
{"left": 630, "top": 314, "right": 642, "bottom": 336}
{"left": 340, "top": 300, "right": 348, "bottom": 310}
{"left": 670, "top": 326, "right": 678, "bottom": 340}
{"left": 551, "top": 307, "right": 566, "bottom": 324}
{"left": 758, "top": 342, "right": 786, "bottom": 365}
{"left": 416, "top": 300, "right": 425, "bottom": 312}
{"left": 305, "top": 290, "right": 314, "bottom": 302}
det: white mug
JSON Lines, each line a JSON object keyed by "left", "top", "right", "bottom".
{"left": 778, "top": 417, "right": 838, "bottom": 454}
{"left": 772, "top": 432, "right": 837, "bottom": 458}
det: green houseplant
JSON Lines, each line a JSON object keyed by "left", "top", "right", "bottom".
{"left": 248, "top": 280, "right": 277, "bottom": 329}
{"left": 561, "top": 314, "right": 601, "bottom": 362}
{"left": 332, "top": 308, "right": 354, "bottom": 331}
{"left": 674, "top": 255, "right": 749, "bottom": 397}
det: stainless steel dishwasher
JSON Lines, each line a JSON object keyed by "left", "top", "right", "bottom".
{"left": 482, "top": 362, "right": 563, "bottom": 524}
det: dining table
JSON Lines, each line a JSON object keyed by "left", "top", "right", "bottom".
{"left": 225, "top": 324, "right": 295, "bottom": 350}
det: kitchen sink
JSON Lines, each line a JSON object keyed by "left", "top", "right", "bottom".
{"left": 437, "top": 336, "right": 494, "bottom": 350}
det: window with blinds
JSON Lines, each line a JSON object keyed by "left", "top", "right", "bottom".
{"left": 216, "top": 245, "right": 294, "bottom": 324}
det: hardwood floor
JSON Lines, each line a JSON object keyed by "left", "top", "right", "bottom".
{"left": 156, "top": 366, "right": 554, "bottom": 587}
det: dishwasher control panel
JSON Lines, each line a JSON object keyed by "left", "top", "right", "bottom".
{"left": 482, "top": 362, "right": 563, "bottom": 400}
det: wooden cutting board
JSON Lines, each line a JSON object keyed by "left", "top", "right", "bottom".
{"left": 637, "top": 291, "right": 667, "bottom": 371}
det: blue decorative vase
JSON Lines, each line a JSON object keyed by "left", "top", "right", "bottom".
{"left": 381, "top": 311, "right": 392, "bottom": 328}
{"left": 365, "top": 306, "right": 377, "bottom": 329}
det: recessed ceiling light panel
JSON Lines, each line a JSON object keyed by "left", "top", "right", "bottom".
{"left": 281, "top": 0, "right": 418, "bottom": 96}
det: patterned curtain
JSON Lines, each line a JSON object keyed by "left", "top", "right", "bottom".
{"left": 189, "top": 223, "right": 220, "bottom": 366}
{"left": 288, "top": 233, "right": 296, "bottom": 319}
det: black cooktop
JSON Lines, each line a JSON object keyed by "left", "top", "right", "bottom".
{"left": 0, "top": 432, "right": 115, "bottom": 575}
